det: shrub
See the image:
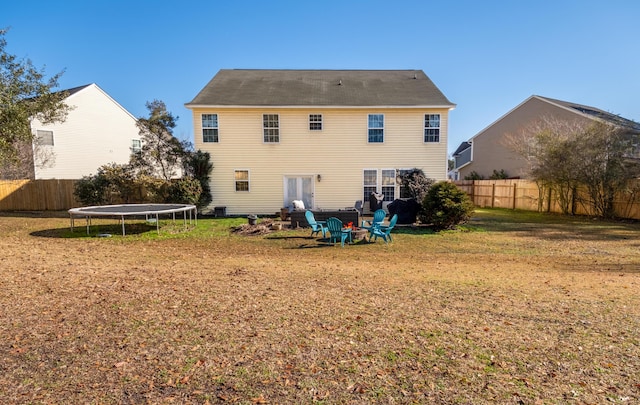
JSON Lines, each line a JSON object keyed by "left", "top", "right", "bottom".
{"left": 73, "top": 163, "right": 139, "bottom": 206}
{"left": 420, "top": 181, "right": 474, "bottom": 231}
{"left": 74, "top": 173, "right": 109, "bottom": 206}
{"left": 165, "top": 177, "right": 202, "bottom": 205}
{"left": 464, "top": 171, "right": 484, "bottom": 180}
{"left": 489, "top": 169, "right": 509, "bottom": 180}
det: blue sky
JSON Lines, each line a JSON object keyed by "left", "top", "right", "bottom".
{"left": 3, "top": 1, "right": 639, "bottom": 155}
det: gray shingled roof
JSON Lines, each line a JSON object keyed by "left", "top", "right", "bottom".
{"left": 538, "top": 96, "right": 640, "bottom": 131}
{"left": 186, "top": 69, "right": 455, "bottom": 107}
{"left": 55, "top": 84, "right": 92, "bottom": 97}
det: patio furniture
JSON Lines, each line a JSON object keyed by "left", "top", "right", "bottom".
{"left": 290, "top": 209, "right": 359, "bottom": 228}
{"left": 371, "top": 214, "right": 398, "bottom": 243}
{"left": 345, "top": 200, "right": 363, "bottom": 215}
{"left": 326, "top": 217, "right": 353, "bottom": 247}
{"left": 361, "top": 208, "right": 386, "bottom": 238}
{"left": 305, "top": 210, "right": 327, "bottom": 238}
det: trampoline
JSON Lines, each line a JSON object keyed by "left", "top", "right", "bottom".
{"left": 69, "top": 203, "right": 197, "bottom": 236}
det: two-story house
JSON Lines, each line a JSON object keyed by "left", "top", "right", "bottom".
{"left": 185, "top": 69, "right": 455, "bottom": 215}
{"left": 453, "top": 95, "right": 640, "bottom": 180}
{"left": 27, "top": 83, "right": 140, "bottom": 179}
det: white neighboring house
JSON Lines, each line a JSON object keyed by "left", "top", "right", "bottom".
{"left": 31, "top": 83, "right": 140, "bottom": 179}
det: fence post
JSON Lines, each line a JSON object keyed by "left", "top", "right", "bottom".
{"left": 491, "top": 183, "right": 496, "bottom": 208}
{"left": 512, "top": 183, "right": 517, "bottom": 210}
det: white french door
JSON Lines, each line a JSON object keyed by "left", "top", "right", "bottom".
{"left": 284, "top": 176, "right": 314, "bottom": 210}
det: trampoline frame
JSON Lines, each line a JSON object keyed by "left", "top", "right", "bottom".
{"left": 68, "top": 203, "right": 197, "bottom": 236}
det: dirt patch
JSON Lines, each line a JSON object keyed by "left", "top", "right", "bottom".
{"left": 231, "top": 218, "right": 289, "bottom": 236}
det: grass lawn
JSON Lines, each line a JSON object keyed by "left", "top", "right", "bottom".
{"left": 0, "top": 208, "right": 639, "bottom": 404}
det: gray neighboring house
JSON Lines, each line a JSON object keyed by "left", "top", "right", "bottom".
{"left": 454, "top": 95, "right": 640, "bottom": 180}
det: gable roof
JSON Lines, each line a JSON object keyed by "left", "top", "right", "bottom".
{"left": 186, "top": 69, "right": 455, "bottom": 108}
{"left": 60, "top": 84, "right": 93, "bottom": 97}
{"left": 469, "top": 95, "right": 640, "bottom": 144}
{"left": 452, "top": 141, "right": 471, "bottom": 156}
{"left": 536, "top": 96, "right": 640, "bottom": 131}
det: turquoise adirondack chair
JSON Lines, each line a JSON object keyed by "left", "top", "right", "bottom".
{"left": 326, "top": 217, "right": 353, "bottom": 247}
{"left": 371, "top": 214, "right": 398, "bottom": 243}
{"left": 305, "top": 210, "right": 327, "bottom": 238}
{"left": 361, "top": 208, "right": 386, "bottom": 239}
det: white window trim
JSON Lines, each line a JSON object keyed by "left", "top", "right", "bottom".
{"left": 424, "top": 113, "right": 441, "bottom": 143}
{"left": 131, "top": 139, "right": 141, "bottom": 153}
{"left": 367, "top": 113, "right": 385, "bottom": 143}
{"left": 381, "top": 168, "right": 396, "bottom": 202}
{"left": 234, "top": 169, "right": 250, "bottom": 192}
{"left": 202, "top": 113, "right": 219, "bottom": 143}
{"left": 363, "top": 168, "right": 379, "bottom": 203}
{"left": 35, "top": 130, "right": 54, "bottom": 146}
{"left": 309, "top": 114, "right": 323, "bottom": 131}
{"left": 263, "top": 113, "right": 280, "bottom": 143}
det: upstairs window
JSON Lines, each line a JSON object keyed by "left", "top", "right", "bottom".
{"left": 263, "top": 114, "right": 279, "bottom": 143}
{"left": 235, "top": 170, "right": 249, "bottom": 191}
{"left": 36, "top": 130, "right": 54, "bottom": 146}
{"left": 131, "top": 139, "right": 141, "bottom": 153}
{"left": 309, "top": 114, "right": 323, "bottom": 131}
{"left": 368, "top": 114, "right": 384, "bottom": 143}
{"left": 202, "top": 114, "right": 219, "bottom": 143}
{"left": 424, "top": 114, "right": 441, "bottom": 142}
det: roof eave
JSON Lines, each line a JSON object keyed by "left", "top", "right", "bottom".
{"left": 185, "top": 104, "right": 456, "bottom": 110}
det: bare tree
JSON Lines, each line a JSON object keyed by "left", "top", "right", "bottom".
{"left": 505, "top": 116, "right": 640, "bottom": 218}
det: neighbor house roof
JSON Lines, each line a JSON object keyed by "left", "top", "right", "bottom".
{"left": 452, "top": 141, "right": 471, "bottom": 156}
{"left": 186, "top": 69, "right": 456, "bottom": 108}
{"left": 537, "top": 96, "right": 640, "bottom": 131}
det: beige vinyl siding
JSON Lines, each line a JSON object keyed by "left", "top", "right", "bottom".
{"left": 32, "top": 84, "right": 139, "bottom": 179}
{"left": 193, "top": 107, "right": 449, "bottom": 215}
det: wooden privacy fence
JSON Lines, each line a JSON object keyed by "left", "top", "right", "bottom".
{"left": 0, "top": 180, "right": 80, "bottom": 211}
{"left": 454, "top": 179, "right": 640, "bottom": 220}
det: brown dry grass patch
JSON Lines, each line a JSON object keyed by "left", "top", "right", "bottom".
{"left": 0, "top": 209, "right": 639, "bottom": 404}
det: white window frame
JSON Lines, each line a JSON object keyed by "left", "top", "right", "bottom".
{"left": 363, "top": 169, "right": 378, "bottom": 204}
{"left": 263, "top": 114, "right": 280, "bottom": 143}
{"left": 309, "top": 114, "right": 323, "bottom": 131}
{"left": 381, "top": 168, "right": 396, "bottom": 202}
{"left": 36, "top": 130, "right": 54, "bottom": 146}
{"left": 368, "top": 114, "right": 384, "bottom": 143}
{"left": 234, "top": 169, "right": 250, "bottom": 192}
{"left": 424, "top": 114, "right": 441, "bottom": 143}
{"left": 131, "top": 139, "right": 141, "bottom": 153}
{"left": 202, "top": 114, "right": 219, "bottom": 143}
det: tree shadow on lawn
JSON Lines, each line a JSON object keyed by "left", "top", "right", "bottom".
{"left": 266, "top": 234, "right": 377, "bottom": 249}
{"left": 0, "top": 210, "right": 69, "bottom": 219}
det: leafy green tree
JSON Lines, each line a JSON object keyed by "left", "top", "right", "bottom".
{"left": 131, "top": 100, "right": 189, "bottom": 180}
{"left": 183, "top": 150, "right": 213, "bottom": 209}
{"left": 0, "top": 28, "right": 70, "bottom": 169}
